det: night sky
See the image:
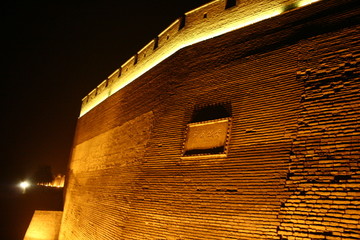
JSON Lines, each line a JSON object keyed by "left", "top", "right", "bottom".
{"left": 2, "top": 0, "right": 211, "bottom": 185}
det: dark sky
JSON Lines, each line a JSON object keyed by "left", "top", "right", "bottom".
{"left": 2, "top": 0, "right": 211, "bottom": 184}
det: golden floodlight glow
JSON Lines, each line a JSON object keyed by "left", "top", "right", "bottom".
{"left": 19, "top": 181, "right": 30, "bottom": 193}
{"left": 79, "top": 0, "right": 321, "bottom": 117}
{"left": 298, "top": 0, "right": 321, "bottom": 7}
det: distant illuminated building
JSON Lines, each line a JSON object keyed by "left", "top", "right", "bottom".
{"left": 38, "top": 175, "right": 65, "bottom": 188}
{"left": 52, "top": 174, "right": 65, "bottom": 188}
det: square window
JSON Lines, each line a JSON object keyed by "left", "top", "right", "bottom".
{"left": 225, "top": 0, "right": 237, "bottom": 9}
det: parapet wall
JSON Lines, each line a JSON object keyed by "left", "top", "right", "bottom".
{"left": 80, "top": 0, "right": 321, "bottom": 117}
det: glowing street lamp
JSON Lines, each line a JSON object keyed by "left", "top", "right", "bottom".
{"left": 19, "top": 181, "right": 30, "bottom": 193}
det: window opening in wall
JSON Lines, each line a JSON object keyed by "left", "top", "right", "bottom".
{"left": 283, "top": 2, "right": 298, "bottom": 12}
{"left": 225, "top": 0, "right": 237, "bottom": 9}
{"left": 179, "top": 15, "right": 186, "bottom": 30}
{"left": 191, "top": 103, "right": 231, "bottom": 123}
{"left": 166, "top": 35, "right": 170, "bottom": 40}
{"left": 203, "top": 13, "right": 208, "bottom": 18}
{"left": 183, "top": 103, "right": 232, "bottom": 157}
{"left": 153, "top": 37, "right": 159, "bottom": 50}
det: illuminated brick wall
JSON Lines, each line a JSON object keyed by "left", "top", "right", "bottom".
{"left": 24, "top": 211, "right": 62, "bottom": 240}
{"left": 80, "top": 0, "right": 322, "bottom": 117}
{"left": 60, "top": 1, "right": 359, "bottom": 239}
{"left": 277, "top": 25, "right": 360, "bottom": 240}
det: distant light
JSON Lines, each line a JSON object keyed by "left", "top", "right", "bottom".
{"left": 19, "top": 181, "right": 30, "bottom": 193}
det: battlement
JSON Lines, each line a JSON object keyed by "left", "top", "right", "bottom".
{"left": 79, "top": 0, "right": 320, "bottom": 117}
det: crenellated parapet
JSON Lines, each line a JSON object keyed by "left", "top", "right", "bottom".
{"left": 80, "top": 0, "right": 320, "bottom": 117}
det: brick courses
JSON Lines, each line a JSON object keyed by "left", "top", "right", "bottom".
{"left": 277, "top": 25, "right": 360, "bottom": 240}
{"left": 59, "top": 1, "right": 359, "bottom": 239}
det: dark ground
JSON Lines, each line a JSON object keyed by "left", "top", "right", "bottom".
{"left": 0, "top": 185, "right": 63, "bottom": 240}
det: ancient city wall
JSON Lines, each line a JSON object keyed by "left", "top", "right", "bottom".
{"left": 80, "top": 0, "right": 321, "bottom": 117}
{"left": 277, "top": 24, "right": 360, "bottom": 240}
{"left": 24, "top": 211, "right": 63, "bottom": 240}
{"left": 60, "top": 0, "right": 359, "bottom": 239}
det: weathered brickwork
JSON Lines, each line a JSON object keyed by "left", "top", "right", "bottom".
{"left": 60, "top": 112, "right": 154, "bottom": 239}
{"left": 277, "top": 25, "right": 360, "bottom": 240}
{"left": 59, "top": 1, "right": 359, "bottom": 239}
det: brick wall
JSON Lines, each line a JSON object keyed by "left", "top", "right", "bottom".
{"left": 277, "top": 25, "right": 360, "bottom": 240}
{"left": 60, "top": 1, "right": 359, "bottom": 239}
{"left": 80, "top": 0, "right": 324, "bottom": 116}
{"left": 24, "top": 211, "right": 62, "bottom": 240}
